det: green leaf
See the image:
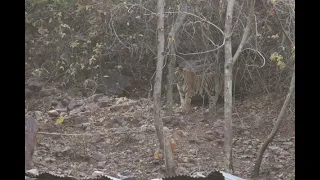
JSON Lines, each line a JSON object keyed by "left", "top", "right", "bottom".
{"left": 56, "top": 116, "right": 65, "bottom": 124}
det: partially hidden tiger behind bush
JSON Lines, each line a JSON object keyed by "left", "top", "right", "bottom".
{"left": 174, "top": 67, "right": 223, "bottom": 113}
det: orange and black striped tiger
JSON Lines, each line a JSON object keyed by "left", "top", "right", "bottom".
{"left": 174, "top": 67, "right": 223, "bottom": 112}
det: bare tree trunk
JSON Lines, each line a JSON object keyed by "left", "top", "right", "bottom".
{"left": 223, "top": 0, "right": 255, "bottom": 172}
{"left": 154, "top": 0, "right": 175, "bottom": 176}
{"left": 223, "top": 0, "right": 236, "bottom": 172}
{"left": 213, "top": 48, "right": 221, "bottom": 115}
{"left": 166, "top": 0, "right": 187, "bottom": 116}
{"left": 252, "top": 65, "right": 295, "bottom": 178}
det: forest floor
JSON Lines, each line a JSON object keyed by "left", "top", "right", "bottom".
{"left": 26, "top": 89, "right": 295, "bottom": 180}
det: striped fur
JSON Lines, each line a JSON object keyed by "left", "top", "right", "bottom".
{"left": 175, "top": 67, "right": 223, "bottom": 112}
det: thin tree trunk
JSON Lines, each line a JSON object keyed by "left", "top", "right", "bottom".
{"left": 252, "top": 65, "right": 295, "bottom": 178}
{"left": 166, "top": 0, "right": 187, "bottom": 116}
{"left": 153, "top": 0, "right": 175, "bottom": 176}
{"left": 223, "top": 0, "right": 236, "bottom": 172}
{"left": 223, "top": 0, "right": 255, "bottom": 172}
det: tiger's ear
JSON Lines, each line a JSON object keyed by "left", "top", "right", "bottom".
{"left": 177, "top": 66, "right": 183, "bottom": 71}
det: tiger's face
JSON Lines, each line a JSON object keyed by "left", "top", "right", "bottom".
{"left": 174, "top": 67, "right": 184, "bottom": 84}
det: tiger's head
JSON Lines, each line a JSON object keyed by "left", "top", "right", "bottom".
{"left": 174, "top": 67, "right": 184, "bottom": 84}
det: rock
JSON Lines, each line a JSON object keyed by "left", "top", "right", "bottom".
{"left": 34, "top": 111, "right": 43, "bottom": 121}
{"left": 39, "top": 123, "right": 54, "bottom": 131}
{"left": 44, "top": 157, "right": 56, "bottom": 163}
{"left": 117, "top": 171, "right": 135, "bottom": 180}
{"left": 204, "top": 135, "right": 215, "bottom": 141}
{"left": 183, "top": 163, "right": 195, "bottom": 168}
{"left": 243, "top": 130, "right": 250, "bottom": 135}
{"left": 92, "top": 171, "right": 105, "bottom": 177}
{"left": 27, "top": 81, "right": 43, "bottom": 92}
{"left": 97, "top": 101, "right": 112, "bottom": 108}
{"left": 61, "top": 98, "right": 70, "bottom": 107}
{"left": 47, "top": 110, "right": 59, "bottom": 117}
{"left": 25, "top": 169, "right": 39, "bottom": 176}
{"left": 213, "top": 139, "right": 224, "bottom": 146}
{"left": 67, "top": 99, "right": 84, "bottom": 110}
{"left": 97, "top": 161, "right": 106, "bottom": 169}
{"left": 40, "top": 88, "right": 56, "bottom": 97}
{"left": 25, "top": 115, "right": 38, "bottom": 171}
{"left": 60, "top": 112, "right": 68, "bottom": 117}
{"left": 273, "top": 164, "right": 284, "bottom": 170}
{"left": 175, "top": 166, "right": 188, "bottom": 175}
{"left": 25, "top": 89, "right": 32, "bottom": 98}
{"left": 283, "top": 142, "right": 293, "bottom": 146}
{"left": 205, "top": 131, "right": 214, "bottom": 135}
{"left": 51, "top": 100, "right": 58, "bottom": 106}
{"left": 133, "top": 110, "right": 143, "bottom": 119}
{"left": 73, "top": 116, "right": 88, "bottom": 125}
{"left": 56, "top": 101, "right": 66, "bottom": 109}
{"left": 188, "top": 138, "right": 201, "bottom": 144}
{"left": 78, "top": 111, "right": 91, "bottom": 117}
{"left": 56, "top": 108, "right": 67, "bottom": 113}
{"left": 87, "top": 94, "right": 104, "bottom": 103}
{"left": 69, "top": 108, "right": 83, "bottom": 116}
{"left": 92, "top": 152, "right": 106, "bottom": 162}
{"left": 140, "top": 125, "right": 147, "bottom": 132}
{"left": 213, "top": 120, "right": 223, "bottom": 128}
{"left": 282, "top": 151, "right": 291, "bottom": 156}
{"left": 75, "top": 123, "right": 90, "bottom": 130}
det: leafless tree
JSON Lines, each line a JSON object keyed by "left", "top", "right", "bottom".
{"left": 166, "top": 0, "right": 187, "bottom": 116}
{"left": 153, "top": 0, "right": 175, "bottom": 176}
{"left": 252, "top": 0, "right": 295, "bottom": 176}
{"left": 223, "top": 0, "right": 255, "bottom": 172}
{"left": 252, "top": 64, "right": 295, "bottom": 177}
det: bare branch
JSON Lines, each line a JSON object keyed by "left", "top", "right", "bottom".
{"left": 232, "top": 0, "right": 256, "bottom": 64}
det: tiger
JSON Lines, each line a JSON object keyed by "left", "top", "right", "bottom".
{"left": 174, "top": 67, "right": 223, "bottom": 113}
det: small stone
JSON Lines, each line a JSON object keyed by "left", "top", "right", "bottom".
{"left": 40, "top": 88, "right": 56, "bottom": 97}
{"left": 48, "top": 110, "right": 59, "bottom": 117}
{"left": 183, "top": 163, "right": 194, "bottom": 168}
{"left": 26, "top": 169, "right": 39, "bottom": 176}
{"left": 60, "top": 112, "right": 68, "bottom": 117}
{"left": 27, "top": 82, "right": 43, "bottom": 92}
{"left": 44, "top": 157, "right": 55, "bottom": 163}
{"left": 140, "top": 125, "right": 147, "bottom": 132}
{"left": 68, "top": 100, "right": 84, "bottom": 110}
{"left": 213, "top": 120, "right": 222, "bottom": 128}
{"left": 282, "top": 151, "right": 291, "bottom": 156}
{"left": 204, "top": 135, "right": 215, "bottom": 141}
{"left": 97, "top": 101, "right": 112, "bottom": 108}
{"left": 75, "top": 122, "right": 90, "bottom": 128}
{"left": 25, "top": 89, "right": 32, "bottom": 98}
{"left": 97, "top": 161, "right": 106, "bottom": 168}
{"left": 117, "top": 171, "right": 135, "bottom": 179}
{"left": 92, "top": 171, "right": 105, "bottom": 177}
{"left": 78, "top": 111, "right": 91, "bottom": 117}
{"left": 175, "top": 166, "right": 188, "bottom": 175}
{"left": 243, "top": 130, "right": 250, "bottom": 135}
{"left": 56, "top": 108, "right": 67, "bottom": 113}
{"left": 69, "top": 108, "right": 82, "bottom": 116}
{"left": 92, "top": 152, "right": 106, "bottom": 161}
{"left": 205, "top": 131, "right": 214, "bottom": 135}
{"left": 34, "top": 111, "right": 43, "bottom": 121}
{"left": 51, "top": 100, "right": 58, "bottom": 106}
{"left": 61, "top": 99, "right": 70, "bottom": 107}
{"left": 273, "top": 164, "right": 284, "bottom": 169}
{"left": 283, "top": 142, "right": 293, "bottom": 146}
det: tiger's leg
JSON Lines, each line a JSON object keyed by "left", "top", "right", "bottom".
{"left": 183, "top": 90, "right": 192, "bottom": 112}
{"left": 204, "top": 87, "right": 216, "bottom": 118}
{"left": 177, "top": 85, "right": 185, "bottom": 109}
